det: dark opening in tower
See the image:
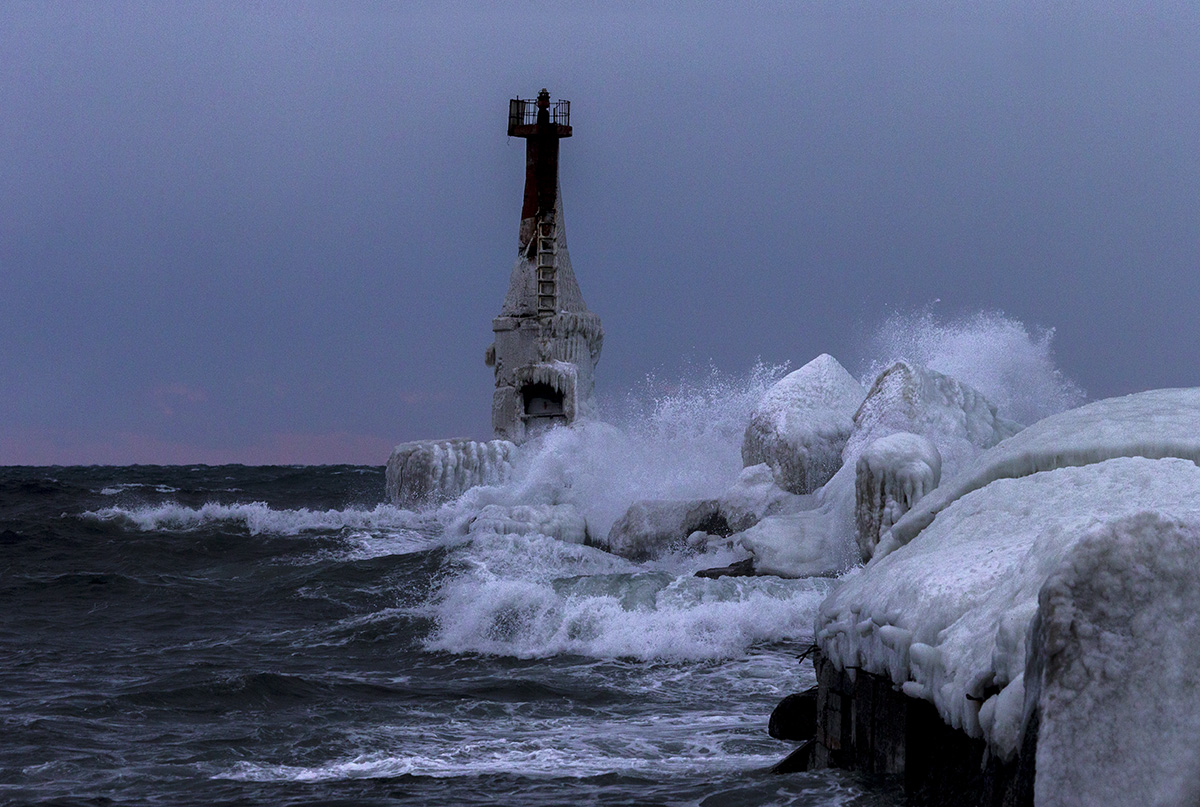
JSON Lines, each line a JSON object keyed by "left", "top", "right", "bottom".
{"left": 522, "top": 383, "right": 565, "bottom": 419}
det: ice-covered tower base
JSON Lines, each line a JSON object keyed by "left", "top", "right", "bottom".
{"left": 486, "top": 90, "right": 602, "bottom": 444}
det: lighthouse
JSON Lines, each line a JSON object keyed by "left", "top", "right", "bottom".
{"left": 486, "top": 89, "right": 603, "bottom": 444}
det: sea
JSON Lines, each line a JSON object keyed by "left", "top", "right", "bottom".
{"left": 0, "top": 464, "right": 901, "bottom": 807}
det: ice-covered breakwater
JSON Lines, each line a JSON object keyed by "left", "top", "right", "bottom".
{"left": 385, "top": 438, "right": 516, "bottom": 507}
{"left": 812, "top": 388, "right": 1200, "bottom": 806}
{"left": 390, "top": 312, "right": 1200, "bottom": 803}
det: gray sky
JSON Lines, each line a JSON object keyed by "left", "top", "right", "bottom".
{"left": 2, "top": 1, "right": 1197, "bottom": 465}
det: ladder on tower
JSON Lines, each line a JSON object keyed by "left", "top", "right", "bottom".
{"left": 535, "top": 216, "right": 557, "bottom": 315}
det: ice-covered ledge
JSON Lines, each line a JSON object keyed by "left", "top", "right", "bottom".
{"left": 803, "top": 387, "right": 1200, "bottom": 805}
{"left": 877, "top": 387, "right": 1200, "bottom": 559}
{"left": 818, "top": 458, "right": 1200, "bottom": 755}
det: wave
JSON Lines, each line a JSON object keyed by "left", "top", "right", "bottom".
{"left": 81, "top": 501, "right": 424, "bottom": 537}
{"left": 422, "top": 532, "right": 831, "bottom": 661}
{"left": 862, "top": 308, "right": 1085, "bottom": 425}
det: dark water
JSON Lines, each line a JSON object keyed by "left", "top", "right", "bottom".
{"left": 0, "top": 466, "right": 901, "bottom": 806}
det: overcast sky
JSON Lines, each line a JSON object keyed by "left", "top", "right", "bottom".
{"left": 2, "top": 2, "right": 1197, "bottom": 465}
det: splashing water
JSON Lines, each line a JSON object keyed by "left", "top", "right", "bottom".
{"left": 861, "top": 309, "right": 1085, "bottom": 426}
{"left": 443, "top": 361, "right": 787, "bottom": 540}
{"left": 419, "top": 310, "right": 1085, "bottom": 662}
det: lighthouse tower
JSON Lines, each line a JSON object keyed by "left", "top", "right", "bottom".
{"left": 486, "top": 89, "right": 603, "bottom": 444}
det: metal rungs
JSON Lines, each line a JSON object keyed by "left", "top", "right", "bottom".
{"left": 535, "top": 214, "right": 557, "bottom": 314}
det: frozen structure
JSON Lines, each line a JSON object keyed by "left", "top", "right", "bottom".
{"left": 736, "top": 360, "right": 1018, "bottom": 578}
{"left": 846, "top": 361, "right": 1022, "bottom": 477}
{"left": 386, "top": 439, "right": 516, "bottom": 508}
{"left": 486, "top": 89, "right": 603, "bottom": 444}
{"left": 804, "top": 388, "right": 1200, "bottom": 805}
{"left": 456, "top": 503, "right": 590, "bottom": 545}
{"left": 853, "top": 432, "right": 940, "bottom": 561}
{"left": 741, "top": 354, "right": 865, "bottom": 495}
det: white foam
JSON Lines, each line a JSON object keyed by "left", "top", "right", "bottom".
{"left": 82, "top": 502, "right": 422, "bottom": 537}
{"left": 862, "top": 309, "right": 1084, "bottom": 425}
{"left": 214, "top": 653, "right": 811, "bottom": 783}
{"left": 98, "top": 483, "right": 181, "bottom": 495}
{"left": 441, "top": 363, "right": 787, "bottom": 541}
{"left": 423, "top": 531, "right": 831, "bottom": 661}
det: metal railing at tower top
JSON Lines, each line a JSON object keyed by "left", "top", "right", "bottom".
{"left": 508, "top": 98, "right": 571, "bottom": 130}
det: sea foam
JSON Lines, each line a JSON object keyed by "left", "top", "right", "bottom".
{"left": 83, "top": 501, "right": 422, "bottom": 536}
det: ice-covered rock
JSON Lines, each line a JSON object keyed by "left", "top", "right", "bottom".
{"left": 460, "top": 503, "right": 589, "bottom": 544}
{"left": 602, "top": 499, "right": 731, "bottom": 561}
{"left": 854, "top": 433, "right": 941, "bottom": 561}
{"left": 735, "top": 462, "right": 858, "bottom": 578}
{"left": 716, "top": 463, "right": 810, "bottom": 533}
{"left": 846, "top": 361, "right": 1022, "bottom": 478}
{"left": 735, "top": 363, "right": 1020, "bottom": 579}
{"left": 741, "top": 354, "right": 865, "bottom": 495}
{"left": 816, "top": 456, "right": 1200, "bottom": 759}
{"left": 879, "top": 387, "right": 1200, "bottom": 559}
{"left": 386, "top": 438, "right": 517, "bottom": 508}
{"left": 1030, "top": 511, "right": 1200, "bottom": 806}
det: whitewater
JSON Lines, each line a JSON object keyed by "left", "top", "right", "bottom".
{"left": 0, "top": 311, "right": 1081, "bottom": 806}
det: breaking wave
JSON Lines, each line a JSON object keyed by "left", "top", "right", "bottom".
{"left": 862, "top": 309, "right": 1085, "bottom": 425}
{"left": 83, "top": 501, "right": 422, "bottom": 536}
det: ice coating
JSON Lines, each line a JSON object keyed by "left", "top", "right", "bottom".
{"left": 846, "top": 361, "right": 1021, "bottom": 479}
{"left": 716, "top": 463, "right": 810, "bottom": 533}
{"left": 878, "top": 386, "right": 1200, "bottom": 559}
{"left": 386, "top": 438, "right": 517, "bottom": 508}
{"left": 741, "top": 354, "right": 865, "bottom": 494}
{"left": 738, "top": 362, "right": 1012, "bottom": 578}
{"left": 735, "top": 462, "right": 858, "bottom": 578}
{"left": 816, "top": 457, "right": 1200, "bottom": 756}
{"left": 1032, "top": 512, "right": 1200, "bottom": 806}
{"left": 854, "top": 432, "right": 941, "bottom": 561}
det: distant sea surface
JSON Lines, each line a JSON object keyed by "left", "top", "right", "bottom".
{"left": 0, "top": 465, "right": 901, "bottom": 806}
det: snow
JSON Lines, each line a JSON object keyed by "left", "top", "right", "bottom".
{"left": 741, "top": 354, "right": 865, "bottom": 494}
{"left": 386, "top": 439, "right": 517, "bottom": 508}
{"left": 816, "top": 456, "right": 1200, "bottom": 759}
{"left": 1031, "top": 511, "right": 1200, "bottom": 806}
{"left": 854, "top": 432, "right": 941, "bottom": 561}
{"left": 879, "top": 387, "right": 1200, "bottom": 560}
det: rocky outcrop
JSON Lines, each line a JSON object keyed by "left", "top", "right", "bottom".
{"left": 600, "top": 499, "right": 732, "bottom": 561}
{"left": 742, "top": 355, "right": 865, "bottom": 495}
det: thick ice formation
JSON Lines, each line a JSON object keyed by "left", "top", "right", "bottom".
{"left": 1031, "top": 512, "right": 1200, "bottom": 806}
{"left": 716, "top": 463, "right": 810, "bottom": 533}
{"left": 742, "top": 354, "right": 865, "bottom": 495}
{"left": 854, "top": 432, "right": 940, "bottom": 561}
{"left": 458, "top": 503, "right": 590, "bottom": 545}
{"left": 735, "top": 462, "right": 858, "bottom": 578}
{"left": 878, "top": 387, "right": 1200, "bottom": 559}
{"left": 846, "top": 361, "right": 1022, "bottom": 478}
{"left": 386, "top": 439, "right": 517, "bottom": 508}
{"left": 736, "top": 362, "right": 1014, "bottom": 578}
{"left": 603, "top": 499, "right": 729, "bottom": 561}
{"left": 817, "top": 457, "right": 1200, "bottom": 758}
